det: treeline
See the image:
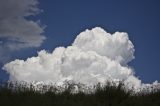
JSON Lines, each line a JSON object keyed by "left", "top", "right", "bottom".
{"left": 0, "top": 81, "right": 160, "bottom": 106}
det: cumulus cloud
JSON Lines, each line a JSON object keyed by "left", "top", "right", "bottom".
{"left": 0, "top": 0, "right": 45, "bottom": 62}
{"left": 3, "top": 27, "right": 144, "bottom": 90}
{"left": 73, "top": 27, "right": 134, "bottom": 65}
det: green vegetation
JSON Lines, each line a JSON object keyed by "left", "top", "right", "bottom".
{"left": 0, "top": 82, "right": 160, "bottom": 106}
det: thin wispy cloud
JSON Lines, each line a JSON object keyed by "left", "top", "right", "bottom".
{"left": 0, "top": 0, "right": 45, "bottom": 63}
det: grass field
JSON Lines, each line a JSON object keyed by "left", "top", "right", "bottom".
{"left": 0, "top": 82, "right": 160, "bottom": 106}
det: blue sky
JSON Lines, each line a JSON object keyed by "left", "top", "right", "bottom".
{"left": 0, "top": 0, "right": 160, "bottom": 83}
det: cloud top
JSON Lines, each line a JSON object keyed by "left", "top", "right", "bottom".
{"left": 73, "top": 27, "right": 134, "bottom": 64}
{"left": 3, "top": 27, "right": 141, "bottom": 90}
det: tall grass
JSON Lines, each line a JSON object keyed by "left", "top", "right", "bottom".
{"left": 0, "top": 81, "right": 160, "bottom": 106}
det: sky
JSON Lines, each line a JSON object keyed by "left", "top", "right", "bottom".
{"left": 0, "top": 0, "right": 160, "bottom": 83}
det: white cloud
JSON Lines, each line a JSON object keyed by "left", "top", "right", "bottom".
{"left": 0, "top": 0, "right": 45, "bottom": 62}
{"left": 73, "top": 27, "right": 134, "bottom": 65}
{"left": 3, "top": 27, "right": 146, "bottom": 90}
